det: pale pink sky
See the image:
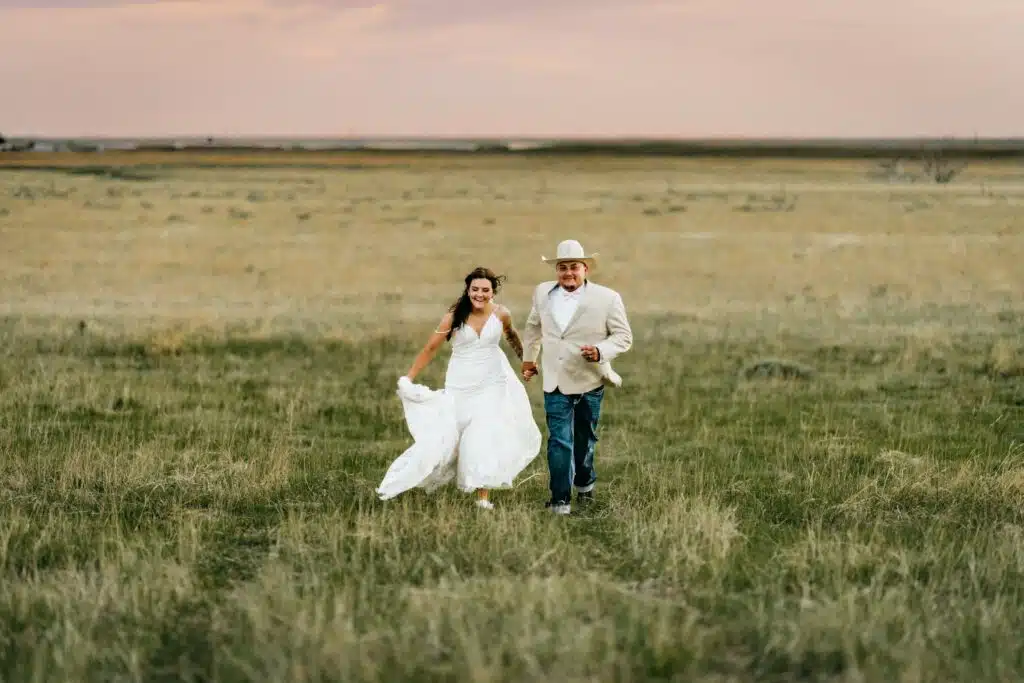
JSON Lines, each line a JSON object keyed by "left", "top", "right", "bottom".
{"left": 1, "top": 0, "right": 1021, "bottom": 138}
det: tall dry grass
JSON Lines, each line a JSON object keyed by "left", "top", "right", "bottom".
{"left": 0, "top": 154, "right": 1022, "bottom": 681}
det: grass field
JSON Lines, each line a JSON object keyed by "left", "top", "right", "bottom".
{"left": 1, "top": 152, "right": 1023, "bottom": 682}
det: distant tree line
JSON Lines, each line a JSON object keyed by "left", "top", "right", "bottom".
{"left": 0, "top": 133, "right": 37, "bottom": 152}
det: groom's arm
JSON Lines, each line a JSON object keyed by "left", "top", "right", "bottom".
{"left": 595, "top": 292, "right": 632, "bottom": 363}
{"left": 522, "top": 291, "right": 543, "bottom": 364}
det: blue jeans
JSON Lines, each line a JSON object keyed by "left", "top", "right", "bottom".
{"left": 544, "top": 386, "right": 604, "bottom": 505}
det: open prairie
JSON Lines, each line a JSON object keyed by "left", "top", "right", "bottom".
{"left": 1, "top": 152, "right": 1023, "bottom": 682}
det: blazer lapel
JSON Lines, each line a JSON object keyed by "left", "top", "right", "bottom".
{"left": 541, "top": 283, "right": 565, "bottom": 333}
{"left": 562, "top": 283, "right": 591, "bottom": 333}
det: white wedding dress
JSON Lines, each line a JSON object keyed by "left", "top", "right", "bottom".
{"left": 376, "top": 311, "right": 542, "bottom": 500}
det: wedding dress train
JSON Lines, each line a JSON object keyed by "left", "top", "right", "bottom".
{"left": 376, "top": 311, "right": 542, "bottom": 500}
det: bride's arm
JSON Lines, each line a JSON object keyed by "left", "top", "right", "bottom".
{"left": 496, "top": 306, "right": 524, "bottom": 360}
{"left": 404, "top": 312, "right": 453, "bottom": 381}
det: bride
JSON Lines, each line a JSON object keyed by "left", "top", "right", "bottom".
{"left": 376, "top": 267, "right": 542, "bottom": 508}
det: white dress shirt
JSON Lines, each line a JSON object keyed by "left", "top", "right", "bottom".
{"left": 549, "top": 283, "right": 585, "bottom": 331}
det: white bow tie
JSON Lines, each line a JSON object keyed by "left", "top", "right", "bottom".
{"left": 560, "top": 287, "right": 582, "bottom": 300}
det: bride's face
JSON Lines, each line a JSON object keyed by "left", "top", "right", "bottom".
{"left": 467, "top": 278, "right": 494, "bottom": 310}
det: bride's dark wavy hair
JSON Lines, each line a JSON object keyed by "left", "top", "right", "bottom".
{"left": 447, "top": 266, "right": 506, "bottom": 341}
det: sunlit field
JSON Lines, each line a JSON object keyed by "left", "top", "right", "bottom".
{"left": 1, "top": 151, "right": 1023, "bottom": 682}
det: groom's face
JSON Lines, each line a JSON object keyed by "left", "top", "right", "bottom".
{"left": 556, "top": 261, "right": 587, "bottom": 291}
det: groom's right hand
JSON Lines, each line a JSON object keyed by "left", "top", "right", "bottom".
{"left": 521, "top": 361, "right": 537, "bottom": 381}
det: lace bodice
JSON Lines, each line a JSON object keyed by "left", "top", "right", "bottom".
{"left": 451, "top": 311, "right": 500, "bottom": 349}
{"left": 445, "top": 311, "right": 505, "bottom": 391}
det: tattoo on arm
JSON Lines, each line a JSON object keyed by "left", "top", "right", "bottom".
{"left": 504, "top": 327, "right": 524, "bottom": 360}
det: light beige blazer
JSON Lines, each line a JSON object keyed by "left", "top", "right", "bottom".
{"left": 522, "top": 280, "right": 633, "bottom": 395}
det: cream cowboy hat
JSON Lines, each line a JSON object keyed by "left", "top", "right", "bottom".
{"left": 541, "top": 239, "right": 598, "bottom": 267}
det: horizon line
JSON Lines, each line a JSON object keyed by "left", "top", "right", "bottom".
{"left": 4, "top": 133, "right": 1023, "bottom": 143}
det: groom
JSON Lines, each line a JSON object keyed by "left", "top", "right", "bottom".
{"left": 521, "top": 239, "right": 633, "bottom": 515}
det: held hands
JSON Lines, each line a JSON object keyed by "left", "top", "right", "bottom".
{"left": 521, "top": 361, "right": 538, "bottom": 382}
